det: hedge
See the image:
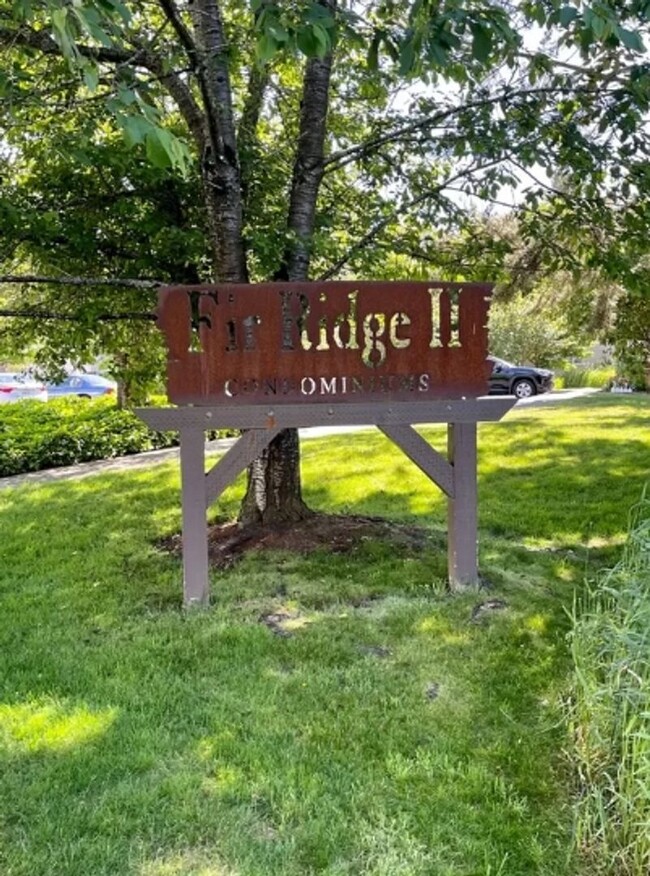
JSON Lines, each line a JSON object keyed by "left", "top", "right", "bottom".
{"left": 0, "top": 397, "right": 189, "bottom": 477}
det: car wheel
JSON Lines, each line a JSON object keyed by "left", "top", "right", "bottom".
{"left": 77, "top": 393, "right": 92, "bottom": 399}
{"left": 512, "top": 379, "right": 536, "bottom": 399}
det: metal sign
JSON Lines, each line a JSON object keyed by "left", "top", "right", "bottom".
{"left": 157, "top": 281, "right": 492, "bottom": 405}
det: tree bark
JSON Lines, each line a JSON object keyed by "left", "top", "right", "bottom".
{"left": 238, "top": 428, "right": 308, "bottom": 526}
{"left": 160, "top": 2, "right": 311, "bottom": 528}
{"left": 238, "top": 1, "right": 337, "bottom": 527}
{"left": 190, "top": 0, "right": 248, "bottom": 283}
{"left": 278, "top": 51, "right": 334, "bottom": 282}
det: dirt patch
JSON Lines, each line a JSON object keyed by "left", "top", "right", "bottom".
{"left": 471, "top": 599, "right": 508, "bottom": 622}
{"left": 159, "top": 512, "right": 435, "bottom": 570}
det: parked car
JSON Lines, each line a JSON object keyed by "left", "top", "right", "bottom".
{"left": 488, "top": 356, "right": 554, "bottom": 399}
{"left": 46, "top": 373, "right": 117, "bottom": 400}
{"left": 0, "top": 372, "right": 48, "bottom": 403}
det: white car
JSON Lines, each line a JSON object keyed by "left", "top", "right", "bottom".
{"left": 0, "top": 372, "right": 48, "bottom": 403}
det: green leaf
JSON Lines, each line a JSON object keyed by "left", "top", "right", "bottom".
{"left": 297, "top": 26, "right": 320, "bottom": 57}
{"left": 559, "top": 6, "right": 578, "bottom": 26}
{"left": 617, "top": 27, "right": 645, "bottom": 52}
{"left": 73, "top": 7, "right": 114, "bottom": 48}
{"left": 267, "top": 21, "right": 289, "bottom": 44}
{"left": 256, "top": 32, "right": 278, "bottom": 62}
{"left": 118, "top": 114, "right": 151, "bottom": 147}
{"left": 13, "top": 0, "right": 33, "bottom": 21}
{"left": 471, "top": 25, "right": 492, "bottom": 63}
{"left": 367, "top": 33, "right": 380, "bottom": 72}
{"left": 51, "top": 7, "right": 75, "bottom": 58}
{"left": 117, "top": 86, "right": 137, "bottom": 107}
{"left": 110, "top": 1, "right": 131, "bottom": 24}
{"left": 312, "top": 23, "right": 331, "bottom": 57}
{"left": 82, "top": 64, "right": 99, "bottom": 92}
{"left": 587, "top": 12, "right": 607, "bottom": 40}
{"left": 399, "top": 40, "right": 416, "bottom": 75}
{"left": 429, "top": 41, "right": 449, "bottom": 67}
{"left": 95, "top": 0, "right": 130, "bottom": 24}
{"left": 145, "top": 130, "right": 172, "bottom": 169}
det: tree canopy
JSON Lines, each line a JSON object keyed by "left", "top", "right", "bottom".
{"left": 2, "top": 1, "right": 649, "bottom": 284}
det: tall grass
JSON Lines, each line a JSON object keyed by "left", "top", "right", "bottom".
{"left": 558, "top": 365, "right": 616, "bottom": 389}
{"left": 570, "top": 489, "right": 650, "bottom": 874}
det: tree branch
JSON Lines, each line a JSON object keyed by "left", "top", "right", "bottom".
{"left": 318, "top": 159, "right": 505, "bottom": 280}
{"left": 278, "top": 0, "right": 337, "bottom": 281}
{"left": 0, "top": 309, "right": 156, "bottom": 321}
{"left": 0, "top": 275, "right": 161, "bottom": 289}
{"left": 157, "top": 0, "right": 199, "bottom": 69}
{"left": 0, "top": 22, "right": 207, "bottom": 150}
{"left": 0, "top": 23, "right": 137, "bottom": 65}
{"left": 189, "top": 0, "right": 248, "bottom": 281}
{"left": 238, "top": 63, "right": 270, "bottom": 212}
{"left": 323, "top": 84, "right": 613, "bottom": 174}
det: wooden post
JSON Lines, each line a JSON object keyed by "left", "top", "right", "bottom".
{"left": 179, "top": 427, "right": 209, "bottom": 606}
{"left": 447, "top": 422, "right": 478, "bottom": 590}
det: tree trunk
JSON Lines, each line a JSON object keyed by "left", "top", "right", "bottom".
{"left": 238, "top": 429, "right": 308, "bottom": 526}
{"left": 182, "top": 1, "right": 335, "bottom": 528}
{"left": 238, "top": 3, "right": 336, "bottom": 528}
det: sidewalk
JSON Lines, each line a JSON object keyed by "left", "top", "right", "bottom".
{"left": 0, "top": 425, "right": 376, "bottom": 490}
{"left": 0, "top": 388, "right": 599, "bottom": 490}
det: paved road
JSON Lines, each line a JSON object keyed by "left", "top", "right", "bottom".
{"left": 0, "top": 388, "right": 600, "bottom": 490}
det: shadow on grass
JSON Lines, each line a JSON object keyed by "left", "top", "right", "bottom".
{"left": 0, "top": 575, "right": 576, "bottom": 876}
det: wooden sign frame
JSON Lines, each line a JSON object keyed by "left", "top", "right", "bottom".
{"left": 137, "top": 397, "right": 515, "bottom": 606}
{"left": 137, "top": 282, "right": 515, "bottom": 606}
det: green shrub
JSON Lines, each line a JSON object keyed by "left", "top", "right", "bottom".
{"left": 558, "top": 365, "right": 616, "bottom": 389}
{"left": 488, "top": 294, "right": 583, "bottom": 367}
{"left": 0, "top": 398, "right": 179, "bottom": 477}
{"left": 569, "top": 489, "right": 650, "bottom": 874}
{"left": 614, "top": 292, "right": 650, "bottom": 391}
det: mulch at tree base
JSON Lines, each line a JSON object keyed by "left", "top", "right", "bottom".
{"left": 159, "top": 512, "right": 438, "bottom": 569}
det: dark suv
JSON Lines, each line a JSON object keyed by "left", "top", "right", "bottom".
{"left": 488, "top": 356, "right": 554, "bottom": 399}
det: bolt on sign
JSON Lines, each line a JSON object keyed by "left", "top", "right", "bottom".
{"left": 157, "top": 281, "right": 493, "bottom": 405}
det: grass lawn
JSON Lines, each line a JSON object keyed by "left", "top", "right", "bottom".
{"left": 0, "top": 393, "right": 648, "bottom": 876}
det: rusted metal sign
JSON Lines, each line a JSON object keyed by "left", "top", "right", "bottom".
{"left": 157, "top": 281, "right": 492, "bottom": 405}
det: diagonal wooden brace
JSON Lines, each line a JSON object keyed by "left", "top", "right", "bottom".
{"left": 179, "top": 427, "right": 281, "bottom": 606}
{"left": 205, "top": 428, "right": 282, "bottom": 507}
{"left": 379, "top": 422, "right": 479, "bottom": 590}
{"left": 378, "top": 424, "right": 455, "bottom": 497}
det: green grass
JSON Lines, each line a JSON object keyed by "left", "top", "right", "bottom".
{"left": 0, "top": 393, "right": 649, "bottom": 875}
{"left": 569, "top": 488, "right": 650, "bottom": 875}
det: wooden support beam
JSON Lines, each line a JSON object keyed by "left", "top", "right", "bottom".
{"left": 137, "top": 399, "right": 516, "bottom": 606}
{"left": 447, "top": 422, "right": 478, "bottom": 590}
{"left": 179, "top": 428, "right": 209, "bottom": 607}
{"left": 137, "top": 397, "right": 516, "bottom": 432}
